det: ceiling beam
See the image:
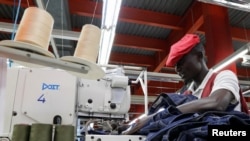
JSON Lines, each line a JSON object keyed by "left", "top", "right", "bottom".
{"left": 109, "top": 52, "right": 154, "bottom": 67}
{"left": 68, "top": 0, "right": 250, "bottom": 44}
{"left": 55, "top": 0, "right": 250, "bottom": 45}
{"left": 69, "top": 0, "right": 182, "bottom": 30}
{"left": 229, "top": 27, "right": 250, "bottom": 42}
{"left": 119, "top": 6, "right": 182, "bottom": 30}
{"left": 0, "top": 0, "right": 34, "bottom": 7}
{"left": 68, "top": 0, "right": 250, "bottom": 47}
{"left": 198, "top": 25, "right": 250, "bottom": 43}
{"left": 114, "top": 34, "right": 166, "bottom": 51}
{"left": 68, "top": 0, "right": 102, "bottom": 18}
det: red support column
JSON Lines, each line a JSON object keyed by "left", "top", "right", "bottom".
{"left": 202, "top": 4, "right": 236, "bottom": 72}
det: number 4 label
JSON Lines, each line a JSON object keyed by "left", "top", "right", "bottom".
{"left": 37, "top": 94, "right": 46, "bottom": 103}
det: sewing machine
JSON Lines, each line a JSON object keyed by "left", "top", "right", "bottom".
{"left": 78, "top": 67, "right": 130, "bottom": 118}
{"left": 0, "top": 67, "right": 78, "bottom": 140}
{"left": 0, "top": 67, "right": 145, "bottom": 141}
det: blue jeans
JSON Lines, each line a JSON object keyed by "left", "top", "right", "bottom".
{"left": 140, "top": 108, "right": 200, "bottom": 141}
{"left": 162, "top": 111, "right": 250, "bottom": 141}
{"left": 148, "top": 93, "right": 197, "bottom": 115}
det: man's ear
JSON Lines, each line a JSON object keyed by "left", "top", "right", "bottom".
{"left": 197, "top": 51, "right": 204, "bottom": 61}
{"left": 196, "top": 51, "right": 202, "bottom": 57}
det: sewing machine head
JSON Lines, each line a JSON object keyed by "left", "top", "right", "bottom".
{"left": 78, "top": 67, "right": 131, "bottom": 119}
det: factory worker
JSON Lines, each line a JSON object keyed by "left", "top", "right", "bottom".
{"left": 166, "top": 34, "right": 248, "bottom": 113}
{"left": 122, "top": 33, "right": 249, "bottom": 135}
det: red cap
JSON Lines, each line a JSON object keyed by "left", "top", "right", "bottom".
{"left": 165, "top": 34, "right": 200, "bottom": 67}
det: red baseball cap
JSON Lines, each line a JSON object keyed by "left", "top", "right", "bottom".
{"left": 165, "top": 34, "right": 200, "bottom": 67}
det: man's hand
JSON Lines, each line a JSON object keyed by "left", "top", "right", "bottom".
{"left": 122, "top": 114, "right": 154, "bottom": 135}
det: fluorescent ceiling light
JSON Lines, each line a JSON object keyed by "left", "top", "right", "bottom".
{"left": 98, "top": 0, "right": 122, "bottom": 66}
{"left": 212, "top": 43, "right": 249, "bottom": 72}
{"left": 198, "top": 0, "right": 250, "bottom": 12}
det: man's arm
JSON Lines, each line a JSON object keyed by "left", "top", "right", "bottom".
{"left": 122, "top": 89, "right": 235, "bottom": 135}
{"left": 177, "top": 89, "right": 234, "bottom": 113}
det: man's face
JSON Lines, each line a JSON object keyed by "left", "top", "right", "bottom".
{"left": 174, "top": 52, "right": 202, "bottom": 82}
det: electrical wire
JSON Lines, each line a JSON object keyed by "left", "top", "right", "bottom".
{"left": 91, "top": 0, "right": 98, "bottom": 24}
{"left": 45, "top": 0, "right": 50, "bottom": 10}
{"left": 61, "top": 0, "right": 64, "bottom": 56}
{"left": 12, "top": 0, "right": 16, "bottom": 27}
{"left": 26, "top": 0, "right": 29, "bottom": 7}
{"left": 11, "top": 0, "right": 21, "bottom": 40}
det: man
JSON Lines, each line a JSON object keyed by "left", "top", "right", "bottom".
{"left": 122, "top": 33, "right": 248, "bottom": 135}
{"left": 168, "top": 34, "right": 241, "bottom": 113}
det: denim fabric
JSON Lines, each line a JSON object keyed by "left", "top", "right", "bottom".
{"left": 151, "top": 106, "right": 182, "bottom": 122}
{"left": 137, "top": 110, "right": 250, "bottom": 141}
{"left": 174, "top": 132, "right": 207, "bottom": 141}
{"left": 127, "top": 106, "right": 182, "bottom": 135}
{"left": 196, "top": 110, "right": 250, "bottom": 122}
{"left": 148, "top": 93, "right": 197, "bottom": 115}
{"left": 162, "top": 122, "right": 208, "bottom": 141}
{"left": 162, "top": 111, "right": 250, "bottom": 141}
{"left": 148, "top": 93, "right": 176, "bottom": 115}
{"left": 131, "top": 93, "right": 250, "bottom": 141}
{"left": 225, "top": 102, "right": 238, "bottom": 112}
{"left": 139, "top": 106, "right": 182, "bottom": 134}
{"left": 141, "top": 112, "right": 200, "bottom": 141}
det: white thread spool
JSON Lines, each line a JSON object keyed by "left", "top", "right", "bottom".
{"left": 74, "top": 24, "right": 101, "bottom": 63}
{"left": 14, "top": 7, "right": 54, "bottom": 51}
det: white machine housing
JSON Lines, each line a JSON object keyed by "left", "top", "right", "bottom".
{"left": 0, "top": 68, "right": 78, "bottom": 138}
{"left": 0, "top": 67, "right": 132, "bottom": 140}
{"left": 78, "top": 68, "right": 131, "bottom": 119}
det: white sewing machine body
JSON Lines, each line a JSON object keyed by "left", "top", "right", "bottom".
{"left": 0, "top": 68, "right": 78, "bottom": 139}
{"left": 78, "top": 68, "right": 131, "bottom": 119}
{"left": 0, "top": 67, "right": 143, "bottom": 141}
